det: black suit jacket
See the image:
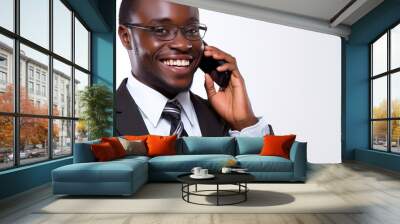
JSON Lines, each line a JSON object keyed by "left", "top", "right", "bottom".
{"left": 115, "top": 78, "right": 230, "bottom": 136}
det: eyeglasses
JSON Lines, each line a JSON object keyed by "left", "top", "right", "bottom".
{"left": 123, "top": 23, "right": 207, "bottom": 41}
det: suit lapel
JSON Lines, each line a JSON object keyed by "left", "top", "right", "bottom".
{"left": 190, "top": 92, "right": 229, "bottom": 136}
{"left": 115, "top": 78, "right": 149, "bottom": 136}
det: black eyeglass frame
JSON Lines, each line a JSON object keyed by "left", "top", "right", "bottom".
{"left": 122, "top": 23, "right": 208, "bottom": 41}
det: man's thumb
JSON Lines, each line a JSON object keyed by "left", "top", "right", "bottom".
{"left": 204, "top": 73, "right": 216, "bottom": 97}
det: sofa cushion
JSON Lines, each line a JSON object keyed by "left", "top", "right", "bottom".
{"left": 52, "top": 158, "right": 147, "bottom": 183}
{"left": 147, "top": 135, "right": 177, "bottom": 157}
{"left": 180, "top": 137, "right": 235, "bottom": 155}
{"left": 101, "top": 137, "right": 127, "bottom": 158}
{"left": 114, "top": 155, "right": 150, "bottom": 164}
{"left": 124, "top": 135, "right": 148, "bottom": 141}
{"left": 148, "top": 154, "right": 235, "bottom": 172}
{"left": 118, "top": 137, "right": 147, "bottom": 156}
{"left": 236, "top": 155, "right": 293, "bottom": 172}
{"left": 260, "top": 135, "right": 296, "bottom": 159}
{"left": 91, "top": 142, "right": 118, "bottom": 162}
{"left": 235, "top": 137, "right": 264, "bottom": 155}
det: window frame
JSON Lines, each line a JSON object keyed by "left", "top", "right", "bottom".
{"left": 370, "top": 20, "right": 400, "bottom": 154}
{"left": 0, "top": 0, "right": 92, "bottom": 171}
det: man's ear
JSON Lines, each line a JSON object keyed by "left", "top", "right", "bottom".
{"left": 118, "top": 25, "right": 133, "bottom": 50}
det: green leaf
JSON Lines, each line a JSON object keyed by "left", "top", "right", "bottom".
{"left": 79, "top": 84, "right": 113, "bottom": 140}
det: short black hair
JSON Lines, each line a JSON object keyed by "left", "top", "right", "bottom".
{"left": 119, "top": 0, "right": 139, "bottom": 24}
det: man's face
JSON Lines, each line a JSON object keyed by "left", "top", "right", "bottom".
{"left": 120, "top": 0, "right": 203, "bottom": 97}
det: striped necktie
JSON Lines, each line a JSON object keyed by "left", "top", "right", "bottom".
{"left": 161, "top": 99, "right": 188, "bottom": 137}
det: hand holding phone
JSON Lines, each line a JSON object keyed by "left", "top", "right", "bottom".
{"left": 199, "top": 42, "right": 232, "bottom": 88}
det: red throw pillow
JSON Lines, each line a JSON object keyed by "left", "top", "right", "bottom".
{"left": 101, "top": 137, "right": 126, "bottom": 158}
{"left": 146, "top": 135, "right": 177, "bottom": 157}
{"left": 91, "top": 142, "right": 117, "bottom": 161}
{"left": 260, "top": 135, "right": 296, "bottom": 159}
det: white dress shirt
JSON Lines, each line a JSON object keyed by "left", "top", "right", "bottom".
{"left": 126, "top": 75, "right": 271, "bottom": 137}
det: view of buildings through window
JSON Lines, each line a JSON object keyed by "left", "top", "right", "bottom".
{"left": 371, "top": 23, "right": 400, "bottom": 153}
{"left": 0, "top": 0, "right": 90, "bottom": 170}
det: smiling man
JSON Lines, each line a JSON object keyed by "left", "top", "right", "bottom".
{"left": 116, "top": 0, "right": 272, "bottom": 137}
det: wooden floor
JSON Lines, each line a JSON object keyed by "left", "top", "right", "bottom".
{"left": 1, "top": 162, "right": 400, "bottom": 224}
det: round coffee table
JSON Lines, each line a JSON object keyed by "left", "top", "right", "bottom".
{"left": 177, "top": 172, "right": 255, "bottom": 206}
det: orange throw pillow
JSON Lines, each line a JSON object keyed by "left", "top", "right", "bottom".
{"left": 101, "top": 137, "right": 126, "bottom": 158}
{"left": 260, "top": 135, "right": 296, "bottom": 159}
{"left": 91, "top": 142, "right": 117, "bottom": 161}
{"left": 124, "top": 135, "right": 148, "bottom": 141}
{"left": 146, "top": 135, "right": 177, "bottom": 157}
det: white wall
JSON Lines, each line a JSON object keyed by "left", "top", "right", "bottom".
{"left": 116, "top": 1, "right": 342, "bottom": 163}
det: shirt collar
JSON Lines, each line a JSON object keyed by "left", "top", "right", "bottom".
{"left": 126, "top": 74, "right": 196, "bottom": 127}
{"left": 175, "top": 91, "right": 196, "bottom": 126}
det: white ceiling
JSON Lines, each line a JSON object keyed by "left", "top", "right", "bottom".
{"left": 168, "top": 0, "right": 384, "bottom": 38}
{"left": 224, "top": 0, "right": 352, "bottom": 21}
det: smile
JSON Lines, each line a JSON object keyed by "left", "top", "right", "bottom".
{"left": 161, "top": 59, "right": 191, "bottom": 67}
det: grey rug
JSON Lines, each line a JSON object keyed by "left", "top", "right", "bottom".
{"left": 38, "top": 183, "right": 362, "bottom": 214}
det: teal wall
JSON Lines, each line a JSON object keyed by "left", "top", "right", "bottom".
{"left": 91, "top": 32, "right": 115, "bottom": 136}
{"left": 0, "top": 158, "right": 72, "bottom": 199}
{"left": 344, "top": 0, "right": 400, "bottom": 171}
{"left": 0, "top": 0, "right": 115, "bottom": 200}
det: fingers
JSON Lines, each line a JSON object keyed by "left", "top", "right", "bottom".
{"left": 217, "top": 63, "right": 236, "bottom": 72}
{"left": 204, "top": 73, "right": 217, "bottom": 98}
{"left": 204, "top": 46, "right": 238, "bottom": 72}
{"left": 204, "top": 45, "right": 236, "bottom": 63}
{"left": 203, "top": 45, "right": 243, "bottom": 84}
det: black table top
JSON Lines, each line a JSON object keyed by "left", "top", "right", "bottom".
{"left": 177, "top": 172, "right": 255, "bottom": 185}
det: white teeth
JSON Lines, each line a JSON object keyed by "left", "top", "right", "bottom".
{"left": 162, "top": 59, "right": 190, "bottom": 67}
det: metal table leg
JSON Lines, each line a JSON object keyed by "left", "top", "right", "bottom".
{"left": 245, "top": 183, "right": 247, "bottom": 201}
{"left": 217, "top": 184, "right": 219, "bottom": 206}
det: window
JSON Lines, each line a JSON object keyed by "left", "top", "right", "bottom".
{"left": 0, "top": 55, "right": 7, "bottom": 67}
{"left": 0, "top": 71, "right": 6, "bottom": 85}
{"left": 28, "top": 81, "right": 34, "bottom": 94}
{"left": 392, "top": 24, "right": 400, "bottom": 69}
{"left": 20, "top": 0, "right": 49, "bottom": 49}
{"left": 0, "top": 54, "right": 7, "bottom": 86}
{"left": 0, "top": 35, "right": 13, "bottom": 113}
{"left": 0, "top": 116, "right": 13, "bottom": 170}
{"left": 371, "top": 23, "right": 400, "bottom": 154}
{"left": 0, "top": 0, "right": 14, "bottom": 32}
{"left": 36, "top": 83, "right": 40, "bottom": 95}
{"left": 53, "top": 59, "right": 72, "bottom": 117}
{"left": 53, "top": 119, "right": 72, "bottom": 158}
{"left": 35, "top": 70, "right": 40, "bottom": 81}
{"left": 0, "top": 0, "right": 91, "bottom": 170}
{"left": 74, "top": 69, "right": 89, "bottom": 119}
{"left": 28, "top": 67, "right": 34, "bottom": 80}
{"left": 42, "top": 85, "right": 46, "bottom": 97}
{"left": 53, "top": 0, "right": 72, "bottom": 60}
{"left": 75, "top": 18, "right": 89, "bottom": 70}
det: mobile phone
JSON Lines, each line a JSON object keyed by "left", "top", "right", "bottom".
{"left": 199, "top": 42, "right": 231, "bottom": 88}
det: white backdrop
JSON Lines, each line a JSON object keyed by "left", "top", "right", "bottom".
{"left": 116, "top": 1, "right": 342, "bottom": 163}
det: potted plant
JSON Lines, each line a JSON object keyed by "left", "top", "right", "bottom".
{"left": 79, "top": 84, "right": 113, "bottom": 140}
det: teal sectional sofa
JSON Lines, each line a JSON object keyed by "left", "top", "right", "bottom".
{"left": 52, "top": 137, "right": 307, "bottom": 196}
